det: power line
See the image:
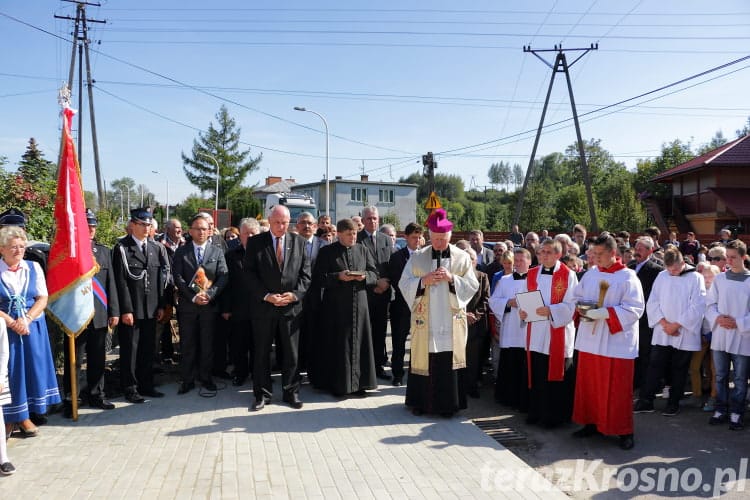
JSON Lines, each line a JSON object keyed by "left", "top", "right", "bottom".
{"left": 437, "top": 52, "right": 750, "bottom": 156}
{"left": 0, "top": 10, "right": 416, "bottom": 156}
{"left": 100, "top": 7, "right": 750, "bottom": 17}
{"left": 92, "top": 83, "right": 413, "bottom": 163}
{"left": 94, "top": 27, "right": 750, "bottom": 41}
{"left": 4, "top": 72, "right": 747, "bottom": 114}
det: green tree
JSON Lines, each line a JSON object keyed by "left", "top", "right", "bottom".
{"left": 512, "top": 163, "right": 524, "bottom": 190}
{"left": 226, "top": 186, "right": 263, "bottom": 225}
{"left": 633, "top": 139, "right": 694, "bottom": 200}
{"left": 18, "top": 138, "right": 56, "bottom": 184}
{"left": 399, "top": 172, "right": 465, "bottom": 201}
{"left": 487, "top": 161, "right": 511, "bottom": 191}
{"left": 697, "top": 130, "right": 728, "bottom": 155}
{"left": 181, "top": 105, "right": 262, "bottom": 207}
{"left": 736, "top": 116, "right": 750, "bottom": 138}
{"left": 0, "top": 141, "right": 57, "bottom": 241}
{"left": 174, "top": 194, "right": 214, "bottom": 223}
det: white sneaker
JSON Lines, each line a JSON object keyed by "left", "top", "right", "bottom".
{"left": 662, "top": 386, "right": 671, "bottom": 399}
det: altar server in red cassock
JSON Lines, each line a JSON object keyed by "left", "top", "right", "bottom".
{"left": 572, "top": 232, "right": 644, "bottom": 450}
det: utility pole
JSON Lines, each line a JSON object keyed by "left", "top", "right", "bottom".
{"left": 422, "top": 151, "right": 437, "bottom": 195}
{"left": 55, "top": 1, "right": 107, "bottom": 210}
{"left": 512, "top": 44, "right": 599, "bottom": 232}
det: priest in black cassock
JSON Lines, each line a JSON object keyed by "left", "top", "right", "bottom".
{"left": 313, "top": 218, "right": 378, "bottom": 397}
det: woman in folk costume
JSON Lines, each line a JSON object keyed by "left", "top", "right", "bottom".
{"left": 399, "top": 209, "right": 479, "bottom": 417}
{"left": 572, "top": 232, "right": 644, "bottom": 450}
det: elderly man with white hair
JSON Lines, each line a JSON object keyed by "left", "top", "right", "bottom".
{"left": 399, "top": 209, "right": 479, "bottom": 417}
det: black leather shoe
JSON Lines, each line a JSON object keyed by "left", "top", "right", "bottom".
{"left": 140, "top": 389, "right": 165, "bottom": 398}
{"left": 283, "top": 393, "right": 303, "bottom": 409}
{"left": 232, "top": 376, "right": 246, "bottom": 387}
{"left": 125, "top": 391, "right": 145, "bottom": 404}
{"left": 572, "top": 424, "right": 599, "bottom": 438}
{"left": 30, "top": 413, "right": 48, "bottom": 426}
{"left": 376, "top": 367, "right": 391, "bottom": 381}
{"left": 212, "top": 370, "right": 232, "bottom": 380}
{"left": 89, "top": 397, "right": 115, "bottom": 410}
{"left": 392, "top": 377, "right": 403, "bottom": 387}
{"left": 177, "top": 382, "right": 195, "bottom": 395}
{"left": 618, "top": 434, "right": 635, "bottom": 450}
{"left": 251, "top": 398, "right": 266, "bottom": 411}
{"left": 203, "top": 380, "right": 217, "bottom": 391}
{"left": 62, "top": 401, "right": 73, "bottom": 419}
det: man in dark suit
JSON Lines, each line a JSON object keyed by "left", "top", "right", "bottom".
{"left": 63, "top": 209, "right": 120, "bottom": 416}
{"left": 113, "top": 208, "right": 170, "bottom": 403}
{"left": 387, "top": 222, "right": 423, "bottom": 386}
{"left": 295, "top": 211, "right": 321, "bottom": 377}
{"left": 220, "top": 217, "right": 261, "bottom": 386}
{"left": 628, "top": 235, "right": 664, "bottom": 391}
{"left": 245, "top": 205, "right": 311, "bottom": 410}
{"left": 173, "top": 213, "right": 229, "bottom": 394}
{"left": 155, "top": 218, "right": 184, "bottom": 364}
{"left": 357, "top": 206, "right": 393, "bottom": 380}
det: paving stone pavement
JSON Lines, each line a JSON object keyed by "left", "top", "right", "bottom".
{"left": 3, "top": 378, "right": 565, "bottom": 499}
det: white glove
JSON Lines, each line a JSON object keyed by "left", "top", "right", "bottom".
{"left": 586, "top": 307, "right": 610, "bottom": 320}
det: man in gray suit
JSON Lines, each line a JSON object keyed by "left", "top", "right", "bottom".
{"left": 173, "top": 213, "right": 228, "bottom": 394}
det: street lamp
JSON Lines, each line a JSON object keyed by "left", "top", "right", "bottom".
{"left": 294, "top": 106, "right": 329, "bottom": 217}
{"left": 198, "top": 152, "right": 220, "bottom": 213}
{"left": 152, "top": 170, "right": 170, "bottom": 221}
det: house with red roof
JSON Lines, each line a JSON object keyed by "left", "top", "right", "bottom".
{"left": 650, "top": 134, "right": 750, "bottom": 236}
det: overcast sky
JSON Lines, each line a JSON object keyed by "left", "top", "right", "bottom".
{"left": 2, "top": 0, "right": 749, "bottom": 206}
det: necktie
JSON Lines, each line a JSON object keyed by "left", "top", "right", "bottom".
{"left": 306, "top": 241, "right": 312, "bottom": 259}
{"left": 142, "top": 242, "right": 147, "bottom": 255}
{"left": 276, "top": 236, "right": 283, "bottom": 270}
{"left": 197, "top": 247, "right": 203, "bottom": 265}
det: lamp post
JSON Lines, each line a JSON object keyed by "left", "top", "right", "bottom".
{"left": 151, "top": 170, "right": 170, "bottom": 221}
{"left": 293, "top": 106, "right": 329, "bottom": 217}
{"left": 198, "top": 151, "right": 220, "bottom": 213}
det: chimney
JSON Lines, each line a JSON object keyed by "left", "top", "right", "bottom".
{"left": 265, "top": 176, "right": 282, "bottom": 186}
{"left": 360, "top": 174, "right": 369, "bottom": 182}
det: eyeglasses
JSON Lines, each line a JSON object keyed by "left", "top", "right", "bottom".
{"left": 5, "top": 245, "right": 25, "bottom": 251}
{"left": 708, "top": 256, "right": 725, "bottom": 262}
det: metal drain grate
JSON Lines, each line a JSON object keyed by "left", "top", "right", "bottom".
{"left": 473, "top": 417, "right": 526, "bottom": 444}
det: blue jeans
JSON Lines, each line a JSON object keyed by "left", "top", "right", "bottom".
{"left": 712, "top": 350, "right": 750, "bottom": 417}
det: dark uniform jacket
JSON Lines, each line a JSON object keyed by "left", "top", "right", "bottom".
{"left": 113, "top": 235, "right": 169, "bottom": 320}
{"left": 91, "top": 241, "right": 120, "bottom": 329}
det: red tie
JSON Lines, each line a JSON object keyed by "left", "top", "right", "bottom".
{"left": 276, "top": 236, "right": 283, "bottom": 270}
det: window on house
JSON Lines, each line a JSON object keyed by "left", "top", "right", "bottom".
{"left": 379, "top": 189, "right": 394, "bottom": 203}
{"left": 351, "top": 187, "right": 367, "bottom": 202}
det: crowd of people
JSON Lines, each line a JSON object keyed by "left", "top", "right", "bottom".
{"left": 1, "top": 203, "right": 749, "bottom": 476}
